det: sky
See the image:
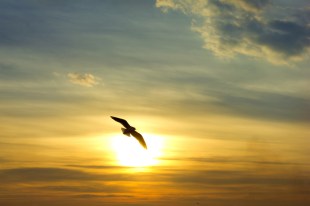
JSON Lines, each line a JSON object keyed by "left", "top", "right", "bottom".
{"left": 0, "top": 0, "right": 309, "bottom": 205}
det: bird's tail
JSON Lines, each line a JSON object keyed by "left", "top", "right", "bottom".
{"left": 121, "top": 128, "right": 130, "bottom": 137}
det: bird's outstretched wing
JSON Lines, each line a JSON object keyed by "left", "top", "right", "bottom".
{"left": 111, "top": 116, "right": 131, "bottom": 128}
{"left": 131, "top": 131, "right": 147, "bottom": 149}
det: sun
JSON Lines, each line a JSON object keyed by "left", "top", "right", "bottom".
{"left": 111, "top": 133, "right": 163, "bottom": 167}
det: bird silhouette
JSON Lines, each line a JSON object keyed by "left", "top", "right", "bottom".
{"left": 111, "top": 116, "right": 147, "bottom": 149}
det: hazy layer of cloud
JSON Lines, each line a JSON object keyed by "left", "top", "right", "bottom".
{"left": 156, "top": 0, "right": 310, "bottom": 64}
{"left": 160, "top": 156, "right": 310, "bottom": 166}
{"left": 0, "top": 167, "right": 144, "bottom": 184}
{"left": 2, "top": 165, "right": 309, "bottom": 185}
{"left": 67, "top": 72, "right": 99, "bottom": 87}
{"left": 38, "top": 185, "right": 124, "bottom": 194}
{"left": 149, "top": 74, "right": 310, "bottom": 122}
{"left": 212, "top": 90, "right": 310, "bottom": 122}
{"left": 1, "top": 166, "right": 309, "bottom": 205}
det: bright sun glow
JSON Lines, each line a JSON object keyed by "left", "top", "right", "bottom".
{"left": 111, "top": 133, "right": 163, "bottom": 167}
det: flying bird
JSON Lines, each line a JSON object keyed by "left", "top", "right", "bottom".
{"left": 111, "top": 116, "right": 147, "bottom": 149}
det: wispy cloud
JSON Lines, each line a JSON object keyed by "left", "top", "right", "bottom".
{"left": 0, "top": 167, "right": 137, "bottom": 184}
{"left": 67, "top": 72, "right": 100, "bottom": 87}
{"left": 0, "top": 167, "right": 100, "bottom": 182}
{"left": 156, "top": 0, "right": 310, "bottom": 64}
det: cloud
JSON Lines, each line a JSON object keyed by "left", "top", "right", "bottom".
{"left": 67, "top": 72, "right": 99, "bottom": 87}
{"left": 164, "top": 169, "right": 310, "bottom": 189}
{"left": 226, "top": 0, "right": 270, "bottom": 13}
{"left": 1, "top": 166, "right": 309, "bottom": 205}
{"left": 157, "top": 76, "right": 310, "bottom": 122}
{"left": 72, "top": 194, "right": 134, "bottom": 199}
{"left": 38, "top": 185, "right": 123, "bottom": 193}
{"left": 0, "top": 167, "right": 135, "bottom": 183}
{"left": 0, "top": 157, "right": 8, "bottom": 163}
{"left": 2, "top": 166, "right": 308, "bottom": 188}
{"left": 159, "top": 156, "right": 309, "bottom": 166}
{"left": 212, "top": 90, "right": 310, "bottom": 122}
{"left": 65, "top": 164, "right": 126, "bottom": 169}
{"left": 156, "top": 0, "right": 310, "bottom": 64}
{"left": 0, "top": 167, "right": 100, "bottom": 182}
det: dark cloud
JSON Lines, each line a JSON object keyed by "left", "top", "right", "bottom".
{"left": 38, "top": 185, "right": 123, "bottom": 193}
{"left": 72, "top": 194, "right": 134, "bottom": 199}
{"left": 0, "top": 167, "right": 149, "bottom": 183}
{"left": 0, "top": 167, "right": 100, "bottom": 182}
{"left": 156, "top": 0, "right": 310, "bottom": 63}
{"left": 258, "top": 20, "right": 310, "bottom": 56}
{"left": 0, "top": 157, "right": 8, "bottom": 163}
